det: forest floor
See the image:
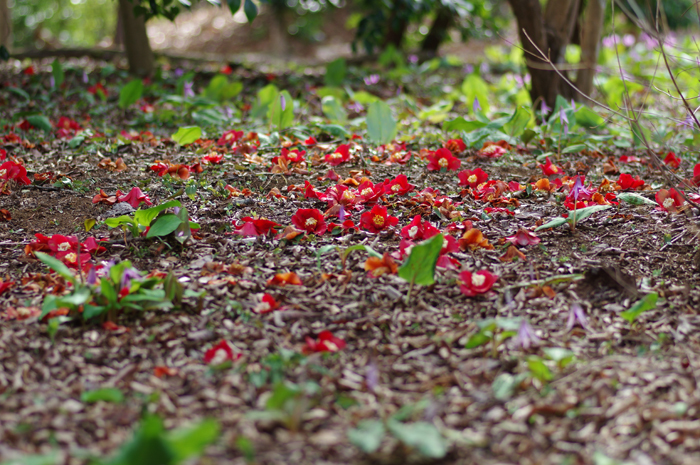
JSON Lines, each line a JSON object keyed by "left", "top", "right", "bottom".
{"left": 1, "top": 47, "right": 700, "bottom": 465}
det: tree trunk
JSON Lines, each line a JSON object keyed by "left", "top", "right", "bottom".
{"left": 383, "top": 4, "right": 409, "bottom": 50}
{"left": 0, "top": 0, "right": 10, "bottom": 51}
{"left": 507, "top": 0, "right": 603, "bottom": 109}
{"left": 421, "top": 7, "right": 452, "bottom": 55}
{"left": 576, "top": 0, "right": 605, "bottom": 97}
{"left": 269, "top": 6, "right": 289, "bottom": 57}
{"left": 118, "top": 0, "right": 154, "bottom": 77}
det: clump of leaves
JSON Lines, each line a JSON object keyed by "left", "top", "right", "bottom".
{"left": 104, "top": 200, "right": 199, "bottom": 243}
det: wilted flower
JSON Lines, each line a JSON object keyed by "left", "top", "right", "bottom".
{"left": 303, "top": 330, "right": 346, "bottom": 353}
{"left": 117, "top": 187, "right": 152, "bottom": 208}
{"left": 539, "top": 157, "right": 562, "bottom": 177}
{"left": 204, "top": 340, "right": 242, "bottom": 365}
{"left": 506, "top": 228, "right": 540, "bottom": 246}
{"left": 566, "top": 303, "right": 589, "bottom": 331}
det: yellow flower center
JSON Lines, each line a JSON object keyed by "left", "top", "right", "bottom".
{"left": 438, "top": 157, "right": 449, "bottom": 167}
{"left": 305, "top": 217, "right": 317, "bottom": 228}
{"left": 663, "top": 198, "right": 675, "bottom": 210}
{"left": 0, "top": 169, "right": 6, "bottom": 178}
{"left": 471, "top": 274, "right": 486, "bottom": 287}
{"left": 64, "top": 253, "right": 77, "bottom": 264}
{"left": 361, "top": 188, "right": 373, "bottom": 196}
{"left": 391, "top": 184, "right": 400, "bottom": 192}
{"left": 225, "top": 133, "right": 233, "bottom": 140}
{"left": 58, "top": 242, "right": 71, "bottom": 252}
{"left": 373, "top": 215, "right": 385, "bottom": 227}
{"left": 551, "top": 166, "right": 558, "bottom": 173}
{"left": 408, "top": 226, "right": 418, "bottom": 238}
{"left": 330, "top": 152, "right": 341, "bottom": 160}
{"left": 468, "top": 174, "right": 477, "bottom": 184}
{"left": 342, "top": 191, "right": 355, "bottom": 201}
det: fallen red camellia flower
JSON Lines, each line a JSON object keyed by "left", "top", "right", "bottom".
{"left": 303, "top": 330, "right": 346, "bottom": 354}
{"left": 252, "top": 293, "right": 279, "bottom": 314}
{"left": 291, "top": 208, "right": 327, "bottom": 235}
{"left": 427, "top": 148, "right": 461, "bottom": 172}
{"left": 117, "top": 187, "right": 153, "bottom": 208}
{"left": 539, "top": 157, "right": 563, "bottom": 176}
{"left": 203, "top": 340, "right": 242, "bottom": 365}
{"left": 663, "top": 151, "right": 681, "bottom": 169}
{"left": 234, "top": 217, "right": 281, "bottom": 237}
{"left": 325, "top": 144, "right": 351, "bottom": 166}
{"left": 459, "top": 270, "right": 499, "bottom": 297}
{"left": 267, "top": 272, "right": 302, "bottom": 286}
{"left": 656, "top": 188, "right": 685, "bottom": 213}
{"left": 506, "top": 228, "right": 541, "bottom": 246}
{"left": 364, "top": 252, "right": 399, "bottom": 278}
{"left": 616, "top": 173, "right": 645, "bottom": 190}
{"left": 458, "top": 168, "right": 488, "bottom": 188}
{"left": 360, "top": 205, "right": 399, "bottom": 233}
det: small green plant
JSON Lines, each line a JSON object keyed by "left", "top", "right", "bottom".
{"left": 104, "top": 200, "right": 199, "bottom": 243}
{"left": 464, "top": 317, "right": 521, "bottom": 357}
{"left": 246, "top": 381, "right": 320, "bottom": 432}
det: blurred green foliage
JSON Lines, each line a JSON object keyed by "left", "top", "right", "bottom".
{"left": 10, "top": 0, "right": 117, "bottom": 50}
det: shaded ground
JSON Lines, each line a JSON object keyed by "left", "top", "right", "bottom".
{"left": 1, "top": 59, "right": 700, "bottom": 465}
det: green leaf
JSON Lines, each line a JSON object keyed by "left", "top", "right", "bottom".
{"left": 26, "top": 115, "right": 52, "bottom": 132}
{"left": 101, "top": 279, "right": 118, "bottom": 305}
{"left": 83, "top": 304, "right": 106, "bottom": 320}
{"left": 167, "top": 418, "right": 220, "bottom": 462}
{"left": 561, "top": 144, "right": 587, "bottom": 154}
{"left": 348, "top": 419, "right": 385, "bottom": 453}
{"left": 492, "top": 373, "right": 519, "bottom": 400}
{"left": 172, "top": 126, "right": 202, "bottom": 146}
{"left": 147, "top": 214, "right": 183, "bottom": 238}
{"left": 387, "top": 420, "right": 447, "bottom": 458}
{"left": 118, "top": 79, "right": 144, "bottom": 109}
{"left": 51, "top": 59, "right": 64, "bottom": 88}
{"left": 534, "top": 217, "right": 568, "bottom": 231}
{"left": 34, "top": 252, "right": 76, "bottom": 283}
{"left": 575, "top": 106, "right": 605, "bottom": 129}
{"left": 318, "top": 123, "right": 349, "bottom": 138}
{"left": 542, "top": 347, "right": 574, "bottom": 362}
{"left": 325, "top": 58, "right": 347, "bottom": 87}
{"left": 268, "top": 90, "right": 294, "bottom": 130}
{"left": 8, "top": 87, "right": 30, "bottom": 100}
{"left": 81, "top": 388, "right": 125, "bottom": 404}
{"left": 527, "top": 356, "right": 553, "bottom": 382}
{"left": 341, "top": 244, "right": 382, "bottom": 261}
{"left": 321, "top": 96, "right": 347, "bottom": 124}
{"left": 103, "top": 415, "right": 175, "bottom": 465}
{"left": 443, "top": 116, "right": 487, "bottom": 133}
{"left": 620, "top": 292, "right": 658, "bottom": 324}
{"left": 568, "top": 204, "right": 612, "bottom": 222}
{"left": 134, "top": 200, "right": 182, "bottom": 227}
{"left": 243, "top": 0, "right": 257, "bottom": 21}
{"left": 366, "top": 100, "right": 397, "bottom": 145}
{"left": 503, "top": 106, "right": 530, "bottom": 138}
{"left": 251, "top": 84, "right": 279, "bottom": 119}
{"left": 226, "top": 0, "right": 241, "bottom": 14}
{"left": 0, "top": 451, "right": 60, "bottom": 465}
{"left": 465, "top": 331, "right": 492, "bottom": 349}
{"left": 618, "top": 192, "right": 657, "bottom": 206}
{"left": 461, "top": 74, "right": 490, "bottom": 114}
{"left": 58, "top": 286, "right": 92, "bottom": 307}
{"left": 398, "top": 234, "right": 443, "bottom": 286}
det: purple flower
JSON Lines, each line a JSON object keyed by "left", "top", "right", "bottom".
{"left": 222, "top": 106, "right": 234, "bottom": 119}
{"left": 120, "top": 267, "right": 143, "bottom": 291}
{"left": 516, "top": 319, "right": 541, "bottom": 350}
{"left": 463, "top": 64, "right": 474, "bottom": 75}
{"left": 82, "top": 71, "right": 89, "bottom": 84}
{"left": 568, "top": 175, "right": 594, "bottom": 202}
{"left": 540, "top": 99, "right": 551, "bottom": 115}
{"left": 280, "top": 94, "right": 286, "bottom": 111}
{"left": 86, "top": 266, "right": 98, "bottom": 285}
{"left": 49, "top": 76, "right": 55, "bottom": 89}
{"left": 365, "top": 361, "right": 379, "bottom": 392}
{"left": 678, "top": 112, "right": 699, "bottom": 131}
{"left": 473, "top": 97, "right": 482, "bottom": 113}
{"left": 364, "top": 74, "right": 380, "bottom": 85}
{"left": 566, "top": 303, "right": 589, "bottom": 331}
{"left": 183, "top": 81, "right": 195, "bottom": 98}
{"left": 174, "top": 68, "right": 185, "bottom": 78}
{"left": 560, "top": 107, "right": 569, "bottom": 136}
{"left": 602, "top": 34, "right": 619, "bottom": 49}
{"left": 347, "top": 101, "right": 364, "bottom": 113}
{"left": 479, "top": 62, "right": 490, "bottom": 74}
{"left": 408, "top": 54, "right": 418, "bottom": 64}
{"left": 622, "top": 34, "right": 635, "bottom": 47}
{"left": 338, "top": 205, "right": 346, "bottom": 221}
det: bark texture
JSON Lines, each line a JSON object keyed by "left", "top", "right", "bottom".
{"left": 421, "top": 7, "right": 452, "bottom": 54}
{"left": 118, "top": 0, "right": 154, "bottom": 77}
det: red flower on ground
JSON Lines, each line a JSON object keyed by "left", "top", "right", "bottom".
{"left": 0, "top": 160, "right": 32, "bottom": 185}
{"left": 291, "top": 208, "right": 327, "bottom": 235}
{"left": 267, "top": 272, "right": 303, "bottom": 286}
{"left": 325, "top": 144, "right": 351, "bottom": 166}
{"left": 117, "top": 187, "right": 152, "bottom": 208}
{"left": 427, "top": 148, "right": 461, "bottom": 171}
{"left": 459, "top": 270, "right": 498, "bottom": 297}
{"left": 443, "top": 139, "right": 467, "bottom": 154}
{"left": 0, "top": 278, "right": 14, "bottom": 296}
{"left": 218, "top": 129, "right": 244, "bottom": 146}
{"left": 384, "top": 174, "right": 415, "bottom": 196}
{"left": 400, "top": 215, "right": 439, "bottom": 241}
{"left": 360, "top": 205, "right": 399, "bottom": 233}
{"left": 477, "top": 141, "right": 508, "bottom": 158}
{"left": 203, "top": 152, "right": 224, "bottom": 164}
{"left": 457, "top": 168, "right": 488, "bottom": 188}
{"left": 506, "top": 228, "right": 541, "bottom": 246}
{"left": 357, "top": 180, "right": 384, "bottom": 204}
{"left": 663, "top": 152, "right": 681, "bottom": 169}
{"left": 619, "top": 154, "right": 642, "bottom": 163}
{"left": 617, "top": 173, "right": 645, "bottom": 190}
{"left": 656, "top": 188, "right": 685, "bottom": 213}
{"left": 364, "top": 252, "right": 399, "bottom": 278}
{"left": 88, "top": 83, "right": 108, "bottom": 97}
{"left": 303, "top": 330, "right": 346, "bottom": 353}
{"left": 234, "top": 217, "right": 281, "bottom": 236}
{"left": 252, "top": 293, "right": 279, "bottom": 314}
{"left": 539, "top": 157, "right": 563, "bottom": 176}
{"left": 203, "top": 340, "right": 242, "bottom": 365}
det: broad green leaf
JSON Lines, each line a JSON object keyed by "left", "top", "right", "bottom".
{"left": 575, "top": 106, "right": 605, "bottom": 129}
{"left": 561, "top": 144, "right": 587, "bottom": 154}
{"left": 492, "top": 373, "right": 519, "bottom": 400}
{"left": 34, "top": 252, "right": 75, "bottom": 283}
{"left": 83, "top": 304, "right": 107, "bottom": 319}
{"left": 8, "top": 87, "right": 30, "bottom": 100}
{"left": 103, "top": 415, "right": 175, "bottom": 465}
{"left": 444, "top": 117, "right": 487, "bottom": 133}
{"left": 617, "top": 192, "right": 657, "bottom": 206}
{"left": 134, "top": 200, "right": 182, "bottom": 227}
{"left": 81, "top": 388, "right": 124, "bottom": 404}
{"left": 84, "top": 218, "right": 96, "bottom": 232}
{"left": 568, "top": 204, "right": 612, "bottom": 222}
{"left": 620, "top": 292, "right": 658, "bottom": 324}
{"left": 461, "top": 74, "right": 490, "bottom": 114}
{"left": 268, "top": 90, "right": 294, "bottom": 130}
{"left": 118, "top": 79, "right": 144, "bottom": 109}
{"left": 26, "top": 115, "right": 52, "bottom": 132}
{"left": 352, "top": 90, "right": 379, "bottom": 105}
{"left": 101, "top": 279, "right": 118, "bottom": 305}
{"left": 387, "top": 420, "right": 447, "bottom": 458}
{"left": 342, "top": 244, "right": 382, "bottom": 261}
{"left": 192, "top": 109, "right": 227, "bottom": 126}
{"left": 204, "top": 74, "right": 242, "bottom": 102}
{"left": 0, "top": 451, "right": 60, "bottom": 465}
{"left": 147, "top": 214, "right": 183, "bottom": 238}
{"left": 418, "top": 100, "right": 453, "bottom": 124}
{"left": 398, "top": 234, "right": 443, "bottom": 286}
{"left": 325, "top": 58, "right": 347, "bottom": 87}
{"left": 58, "top": 286, "right": 92, "bottom": 307}
{"left": 243, "top": 0, "right": 258, "bottom": 21}
{"left": 503, "top": 106, "right": 530, "bottom": 138}
{"left": 465, "top": 331, "right": 492, "bottom": 349}
{"left": 527, "top": 356, "right": 553, "bottom": 382}
{"left": 318, "top": 123, "right": 349, "bottom": 138}
{"left": 321, "top": 96, "right": 347, "bottom": 124}
{"left": 51, "top": 59, "right": 64, "bottom": 88}
{"left": 534, "top": 217, "right": 568, "bottom": 231}
{"left": 366, "top": 100, "right": 397, "bottom": 145}
{"left": 226, "top": 0, "right": 241, "bottom": 14}
{"left": 251, "top": 84, "right": 279, "bottom": 119}
{"left": 105, "top": 215, "right": 137, "bottom": 229}
{"left": 172, "top": 126, "right": 202, "bottom": 146}
{"left": 167, "top": 418, "right": 220, "bottom": 462}
{"left": 348, "top": 419, "right": 385, "bottom": 453}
